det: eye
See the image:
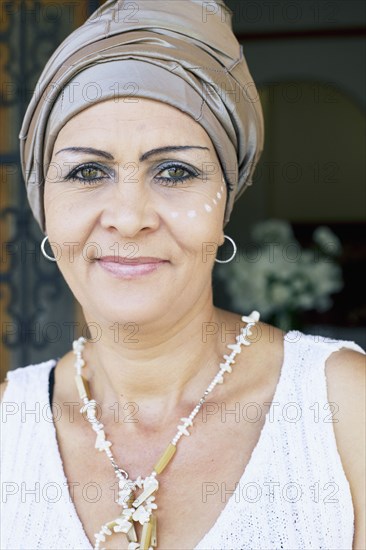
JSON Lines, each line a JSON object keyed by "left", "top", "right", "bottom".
{"left": 65, "top": 163, "right": 108, "bottom": 184}
{"left": 155, "top": 163, "right": 198, "bottom": 186}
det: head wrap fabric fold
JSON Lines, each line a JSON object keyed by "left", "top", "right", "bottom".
{"left": 19, "top": 0, "right": 264, "bottom": 233}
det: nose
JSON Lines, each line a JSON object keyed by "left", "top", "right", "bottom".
{"left": 99, "top": 169, "right": 160, "bottom": 238}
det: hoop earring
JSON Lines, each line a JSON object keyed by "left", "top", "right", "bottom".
{"left": 41, "top": 235, "right": 57, "bottom": 262}
{"left": 215, "top": 235, "right": 237, "bottom": 263}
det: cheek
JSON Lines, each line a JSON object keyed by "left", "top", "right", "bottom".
{"left": 164, "top": 182, "right": 226, "bottom": 226}
{"left": 44, "top": 181, "right": 92, "bottom": 235}
{"left": 43, "top": 182, "right": 98, "bottom": 271}
{"left": 163, "top": 183, "right": 227, "bottom": 264}
{"left": 44, "top": 181, "right": 68, "bottom": 233}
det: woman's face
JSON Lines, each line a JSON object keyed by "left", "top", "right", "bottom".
{"left": 44, "top": 97, "right": 227, "bottom": 326}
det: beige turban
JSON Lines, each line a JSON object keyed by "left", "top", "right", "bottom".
{"left": 19, "top": 0, "right": 264, "bottom": 233}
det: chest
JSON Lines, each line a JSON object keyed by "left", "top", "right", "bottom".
{"left": 55, "top": 397, "right": 271, "bottom": 550}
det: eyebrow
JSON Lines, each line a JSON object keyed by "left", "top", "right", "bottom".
{"left": 55, "top": 145, "right": 210, "bottom": 162}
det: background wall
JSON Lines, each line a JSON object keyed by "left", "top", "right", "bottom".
{"left": 216, "top": 0, "right": 365, "bottom": 345}
{"left": 1, "top": 0, "right": 365, "bottom": 380}
{"left": 225, "top": 0, "right": 365, "bottom": 228}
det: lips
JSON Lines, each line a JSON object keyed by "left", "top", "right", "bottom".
{"left": 98, "top": 256, "right": 167, "bottom": 264}
{"left": 96, "top": 256, "right": 168, "bottom": 279}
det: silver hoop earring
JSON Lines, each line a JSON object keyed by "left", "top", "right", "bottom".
{"left": 41, "top": 235, "right": 57, "bottom": 262}
{"left": 215, "top": 235, "right": 237, "bottom": 263}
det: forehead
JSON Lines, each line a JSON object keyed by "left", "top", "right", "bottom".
{"left": 55, "top": 97, "right": 212, "bottom": 147}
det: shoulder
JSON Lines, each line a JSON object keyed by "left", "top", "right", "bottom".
{"left": 324, "top": 346, "right": 366, "bottom": 550}
{"left": 0, "top": 359, "right": 58, "bottom": 404}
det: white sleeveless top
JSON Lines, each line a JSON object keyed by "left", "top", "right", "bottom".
{"left": 1, "top": 330, "right": 365, "bottom": 550}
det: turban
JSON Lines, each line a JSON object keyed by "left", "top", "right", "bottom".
{"left": 19, "top": 0, "right": 264, "bottom": 233}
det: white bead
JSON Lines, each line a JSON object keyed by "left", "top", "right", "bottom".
{"left": 241, "top": 310, "right": 260, "bottom": 323}
{"left": 221, "top": 363, "right": 232, "bottom": 373}
{"left": 95, "top": 431, "right": 112, "bottom": 451}
{"left": 227, "top": 343, "right": 242, "bottom": 353}
{"left": 177, "top": 424, "right": 190, "bottom": 436}
{"left": 180, "top": 417, "right": 193, "bottom": 427}
{"left": 91, "top": 422, "right": 104, "bottom": 432}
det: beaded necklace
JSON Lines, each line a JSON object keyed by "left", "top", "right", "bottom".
{"left": 72, "top": 310, "right": 260, "bottom": 550}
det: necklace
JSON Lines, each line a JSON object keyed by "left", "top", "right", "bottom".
{"left": 72, "top": 310, "right": 260, "bottom": 550}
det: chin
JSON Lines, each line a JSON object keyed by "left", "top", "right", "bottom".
{"left": 86, "top": 292, "right": 173, "bottom": 330}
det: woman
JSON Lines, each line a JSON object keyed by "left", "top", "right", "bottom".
{"left": 1, "top": 1, "right": 365, "bottom": 549}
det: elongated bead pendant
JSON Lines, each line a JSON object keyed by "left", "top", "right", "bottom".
{"left": 151, "top": 513, "right": 157, "bottom": 547}
{"left": 127, "top": 522, "right": 137, "bottom": 542}
{"left": 153, "top": 443, "right": 176, "bottom": 475}
{"left": 74, "top": 374, "right": 90, "bottom": 400}
{"left": 132, "top": 477, "right": 158, "bottom": 508}
{"left": 140, "top": 519, "right": 152, "bottom": 550}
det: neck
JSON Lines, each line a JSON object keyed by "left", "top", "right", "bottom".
{"left": 79, "top": 295, "right": 229, "bottom": 425}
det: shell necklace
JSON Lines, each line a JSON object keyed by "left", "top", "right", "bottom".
{"left": 72, "top": 310, "right": 260, "bottom": 550}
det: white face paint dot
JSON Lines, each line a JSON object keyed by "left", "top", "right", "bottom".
{"left": 212, "top": 199, "right": 217, "bottom": 205}
{"left": 204, "top": 204, "right": 212, "bottom": 212}
{"left": 187, "top": 210, "right": 197, "bottom": 218}
{"left": 217, "top": 192, "right": 222, "bottom": 199}
{"left": 220, "top": 185, "right": 224, "bottom": 192}
{"left": 170, "top": 212, "right": 179, "bottom": 218}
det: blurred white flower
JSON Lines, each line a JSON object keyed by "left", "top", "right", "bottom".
{"left": 216, "top": 219, "right": 343, "bottom": 324}
{"left": 268, "top": 282, "right": 291, "bottom": 307}
{"left": 313, "top": 226, "right": 342, "bottom": 256}
{"left": 251, "top": 218, "right": 294, "bottom": 244}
